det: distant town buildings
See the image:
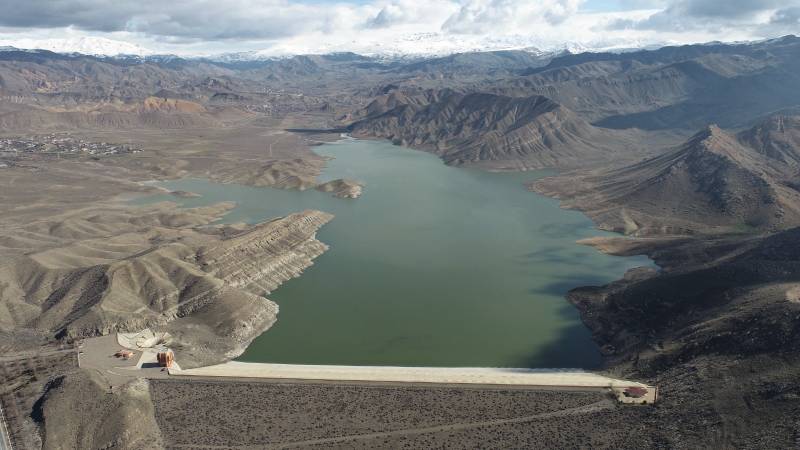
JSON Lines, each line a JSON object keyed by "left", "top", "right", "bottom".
{"left": 0, "top": 133, "right": 142, "bottom": 167}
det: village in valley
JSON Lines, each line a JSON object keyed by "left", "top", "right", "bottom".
{"left": 0, "top": 134, "right": 142, "bottom": 167}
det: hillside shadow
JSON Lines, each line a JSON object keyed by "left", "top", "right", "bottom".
{"left": 515, "top": 302, "right": 604, "bottom": 369}
{"left": 516, "top": 274, "right": 616, "bottom": 369}
{"left": 594, "top": 101, "right": 712, "bottom": 131}
{"left": 529, "top": 273, "right": 612, "bottom": 297}
{"left": 536, "top": 221, "right": 592, "bottom": 238}
{"left": 519, "top": 246, "right": 587, "bottom": 265}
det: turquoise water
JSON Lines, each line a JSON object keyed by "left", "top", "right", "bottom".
{"left": 142, "top": 139, "right": 650, "bottom": 368}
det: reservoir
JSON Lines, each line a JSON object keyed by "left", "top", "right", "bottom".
{"left": 145, "top": 139, "right": 650, "bottom": 368}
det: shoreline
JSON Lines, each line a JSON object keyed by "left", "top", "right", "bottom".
{"left": 151, "top": 137, "right": 652, "bottom": 371}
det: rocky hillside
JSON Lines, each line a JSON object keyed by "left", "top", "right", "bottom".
{"left": 0, "top": 50, "right": 373, "bottom": 133}
{"left": 739, "top": 115, "right": 800, "bottom": 167}
{"left": 390, "top": 50, "right": 552, "bottom": 78}
{"left": 36, "top": 372, "right": 164, "bottom": 450}
{"left": 484, "top": 36, "right": 800, "bottom": 130}
{"left": 349, "top": 89, "right": 635, "bottom": 170}
{"left": 0, "top": 203, "right": 333, "bottom": 368}
{"left": 0, "top": 97, "right": 233, "bottom": 131}
{"left": 0, "top": 50, "right": 236, "bottom": 101}
{"left": 533, "top": 118, "right": 800, "bottom": 235}
{"left": 564, "top": 229, "right": 800, "bottom": 448}
{"left": 573, "top": 229, "right": 800, "bottom": 372}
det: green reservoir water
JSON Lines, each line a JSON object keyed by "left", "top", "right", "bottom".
{"left": 143, "top": 139, "right": 650, "bottom": 368}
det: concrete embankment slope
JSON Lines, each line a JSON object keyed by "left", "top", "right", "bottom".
{"left": 173, "top": 362, "right": 644, "bottom": 388}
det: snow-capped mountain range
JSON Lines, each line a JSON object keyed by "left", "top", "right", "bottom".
{"left": 0, "top": 37, "right": 153, "bottom": 57}
{"left": 0, "top": 34, "right": 668, "bottom": 61}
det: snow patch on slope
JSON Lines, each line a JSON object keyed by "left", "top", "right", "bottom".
{"left": 0, "top": 37, "right": 153, "bottom": 56}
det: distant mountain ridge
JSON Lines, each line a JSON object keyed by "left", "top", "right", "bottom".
{"left": 485, "top": 35, "right": 800, "bottom": 130}
{"left": 1, "top": 35, "right": 800, "bottom": 144}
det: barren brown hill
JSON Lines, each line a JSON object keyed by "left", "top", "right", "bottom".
{"left": 315, "top": 178, "right": 363, "bottom": 198}
{"left": 350, "top": 89, "right": 640, "bottom": 170}
{"left": 533, "top": 120, "right": 800, "bottom": 235}
{"left": 0, "top": 101, "right": 225, "bottom": 131}
{"left": 209, "top": 158, "right": 325, "bottom": 191}
{"left": 0, "top": 204, "right": 333, "bottom": 368}
{"left": 139, "top": 96, "right": 207, "bottom": 114}
{"left": 0, "top": 50, "right": 236, "bottom": 101}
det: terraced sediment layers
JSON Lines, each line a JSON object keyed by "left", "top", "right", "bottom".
{"left": 0, "top": 205, "right": 333, "bottom": 368}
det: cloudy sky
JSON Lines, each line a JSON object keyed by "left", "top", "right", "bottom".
{"left": 0, "top": 0, "right": 798, "bottom": 56}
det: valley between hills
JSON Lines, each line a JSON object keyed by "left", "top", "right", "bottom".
{"left": 1, "top": 36, "right": 800, "bottom": 449}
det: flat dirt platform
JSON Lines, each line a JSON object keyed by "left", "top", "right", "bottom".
{"left": 151, "top": 379, "right": 659, "bottom": 448}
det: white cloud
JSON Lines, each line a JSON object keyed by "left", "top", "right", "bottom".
{"left": 0, "top": 0, "right": 795, "bottom": 56}
{"left": 442, "top": 0, "right": 585, "bottom": 34}
{"left": 368, "top": 0, "right": 458, "bottom": 28}
{"left": 614, "top": 0, "right": 800, "bottom": 34}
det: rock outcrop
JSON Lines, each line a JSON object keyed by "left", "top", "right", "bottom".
{"left": 315, "top": 178, "right": 363, "bottom": 198}
{"left": 210, "top": 158, "right": 324, "bottom": 190}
